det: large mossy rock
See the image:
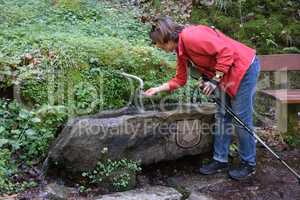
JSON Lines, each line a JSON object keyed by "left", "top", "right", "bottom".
{"left": 47, "top": 104, "right": 216, "bottom": 173}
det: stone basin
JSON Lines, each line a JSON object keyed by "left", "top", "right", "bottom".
{"left": 47, "top": 103, "right": 216, "bottom": 173}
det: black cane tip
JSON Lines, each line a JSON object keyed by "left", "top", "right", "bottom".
{"left": 298, "top": 178, "right": 300, "bottom": 185}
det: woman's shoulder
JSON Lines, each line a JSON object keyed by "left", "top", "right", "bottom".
{"left": 182, "top": 25, "right": 210, "bottom": 36}
{"left": 181, "top": 24, "right": 210, "bottom": 42}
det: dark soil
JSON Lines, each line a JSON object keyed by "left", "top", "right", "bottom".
{"left": 0, "top": 86, "right": 14, "bottom": 100}
{"left": 140, "top": 147, "right": 300, "bottom": 200}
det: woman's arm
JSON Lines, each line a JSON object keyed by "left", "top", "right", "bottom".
{"left": 144, "top": 53, "right": 188, "bottom": 96}
{"left": 167, "top": 53, "right": 188, "bottom": 91}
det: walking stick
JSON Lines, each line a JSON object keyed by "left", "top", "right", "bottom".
{"left": 211, "top": 95, "right": 300, "bottom": 184}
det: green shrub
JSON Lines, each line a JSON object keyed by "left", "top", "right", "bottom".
{"left": 191, "top": 0, "right": 300, "bottom": 54}
{"left": 0, "top": 0, "right": 177, "bottom": 113}
{"left": 0, "top": 99, "right": 67, "bottom": 162}
{"left": 0, "top": 148, "right": 38, "bottom": 195}
{"left": 55, "top": 0, "right": 83, "bottom": 11}
{"left": 0, "top": 98, "right": 66, "bottom": 195}
{"left": 81, "top": 159, "right": 142, "bottom": 192}
{"left": 0, "top": 149, "right": 16, "bottom": 194}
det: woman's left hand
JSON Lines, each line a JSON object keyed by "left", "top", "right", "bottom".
{"left": 201, "top": 81, "right": 217, "bottom": 96}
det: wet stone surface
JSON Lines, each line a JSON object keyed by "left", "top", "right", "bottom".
{"left": 93, "top": 186, "right": 182, "bottom": 200}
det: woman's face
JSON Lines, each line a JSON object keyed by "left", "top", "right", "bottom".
{"left": 156, "top": 41, "right": 177, "bottom": 53}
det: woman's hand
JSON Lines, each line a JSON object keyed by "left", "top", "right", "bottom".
{"left": 198, "top": 80, "right": 217, "bottom": 96}
{"left": 144, "top": 83, "right": 170, "bottom": 97}
{"left": 144, "top": 87, "right": 160, "bottom": 96}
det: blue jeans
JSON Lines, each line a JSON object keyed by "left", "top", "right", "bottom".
{"left": 213, "top": 56, "right": 260, "bottom": 166}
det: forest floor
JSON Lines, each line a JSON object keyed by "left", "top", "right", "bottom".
{"left": 141, "top": 145, "right": 300, "bottom": 200}
{"left": 15, "top": 127, "right": 300, "bottom": 200}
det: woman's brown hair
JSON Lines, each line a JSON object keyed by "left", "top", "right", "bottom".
{"left": 149, "top": 16, "right": 184, "bottom": 44}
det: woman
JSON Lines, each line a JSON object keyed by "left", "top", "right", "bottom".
{"left": 144, "top": 17, "right": 260, "bottom": 180}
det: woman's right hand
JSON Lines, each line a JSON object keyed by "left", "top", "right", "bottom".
{"left": 144, "top": 83, "right": 170, "bottom": 97}
{"left": 144, "top": 87, "right": 160, "bottom": 96}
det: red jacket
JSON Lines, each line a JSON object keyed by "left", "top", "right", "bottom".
{"left": 168, "top": 25, "right": 256, "bottom": 97}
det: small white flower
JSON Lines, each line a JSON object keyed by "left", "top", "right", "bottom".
{"left": 101, "top": 147, "right": 108, "bottom": 154}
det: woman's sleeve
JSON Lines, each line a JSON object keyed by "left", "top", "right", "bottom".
{"left": 167, "top": 54, "right": 188, "bottom": 92}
